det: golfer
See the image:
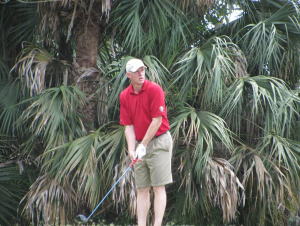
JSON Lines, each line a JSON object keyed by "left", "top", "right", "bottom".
{"left": 119, "top": 58, "right": 173, "bottom": 226}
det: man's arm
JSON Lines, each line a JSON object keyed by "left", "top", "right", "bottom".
{"left": 125, "top": 125, "right": 136, "bottom": 161}
{"left": 140, "top": 116, "right": 162, "bottom": 147}
{"left": 125, "top": 116, "right": 162, "bottom": 161}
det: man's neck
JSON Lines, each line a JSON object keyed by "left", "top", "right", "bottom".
{"left": 132, "top": 83, "right": 144, "bottom": 93}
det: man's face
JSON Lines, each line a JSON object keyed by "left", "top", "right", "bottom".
{"left": 127, "top": 67, "right": 145, "bottom": 85}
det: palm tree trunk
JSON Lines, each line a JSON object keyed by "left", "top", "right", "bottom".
{"left": 72, "top": 3, "right": 101, "bottom": 129}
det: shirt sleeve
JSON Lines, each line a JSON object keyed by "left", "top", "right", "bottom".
{"left": 149, "top": 85, "right": 167, "bottom": 118}
{"left": 120, "top": 92, "right": 133, "bottom": 125}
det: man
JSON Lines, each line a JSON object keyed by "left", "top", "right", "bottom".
{"left": 119, "top": 58, "right": 173, "bottom": 226}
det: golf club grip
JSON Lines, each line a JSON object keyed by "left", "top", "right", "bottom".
{"left": 87, "top": 159, "right": 137, "bottom": 220}
{"left": 130, "top": 158, "right": 138, "bottom": 167}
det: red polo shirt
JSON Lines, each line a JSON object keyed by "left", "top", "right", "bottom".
{"left": 120, "top": 80, "right": 170, "bottom": 141}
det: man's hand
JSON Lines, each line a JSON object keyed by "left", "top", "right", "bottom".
{"left": 136, "top": 144, "right": 146, "bottom": 159}
{"left": 128, "top": 144, "right": 146, "bottom": 163}
{"left": 128, "top": 150, "right": 136, "bottom": 162}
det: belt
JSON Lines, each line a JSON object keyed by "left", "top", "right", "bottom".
{"left": 137, "top": 131, "right": 169, "bottom": 142}
{"left": 152, "top": 130, "right": 169, "bottom": 140}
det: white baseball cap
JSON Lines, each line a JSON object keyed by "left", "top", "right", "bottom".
{"left": 126, "top": 59, "right": 147, "bottom": 72}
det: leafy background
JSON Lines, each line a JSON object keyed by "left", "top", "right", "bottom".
{"left": 1, "top": 0, "right": 300, "bottom": 225}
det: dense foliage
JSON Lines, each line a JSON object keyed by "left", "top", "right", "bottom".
{"left": 1, "top": 0, "right": 300, "bottom": 225}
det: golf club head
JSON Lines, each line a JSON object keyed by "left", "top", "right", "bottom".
{"left": 75, "top": 214, "right": 88, "bottom": 223}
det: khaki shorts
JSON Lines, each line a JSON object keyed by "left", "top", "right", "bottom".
{"left": 134, "top": 131, "right": 173, "bottom": 189}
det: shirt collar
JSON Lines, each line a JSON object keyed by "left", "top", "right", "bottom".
{"left": 129, "top": 79, "right": 148, "bottom": 94}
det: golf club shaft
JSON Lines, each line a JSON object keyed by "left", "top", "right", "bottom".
{"left": 86, "top": 159, "right": 138, "bottom": 220}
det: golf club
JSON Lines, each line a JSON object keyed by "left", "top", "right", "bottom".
{"left": 75, "top": 158, "right": 138, "bottom": 223}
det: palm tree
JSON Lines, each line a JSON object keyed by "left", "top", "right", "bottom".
{"left": 1, "top": 0, "right": 300, "bottom": 225}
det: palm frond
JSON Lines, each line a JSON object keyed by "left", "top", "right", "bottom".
{"left": 218, "top": 0, "right": 300, "bottom": 85}
{"left": 0, "top": 164, "right": 27, "bottom": 226}
{"left": 237, "top": 1, "right": 300, "bottom": 79}
{"left": 1, "top": 1, "right": 39, "bottom": 47}
{"left": 12, "top": 43, "right": 71, "bottom": 96}
{"left": 204, "top": 157, "right": 244, "bottom": 223}
{"left": 172, "top": 147, "right": 244, "bottom": 224}
{"left": 231, "top": 145, "right": 298, "bottom": 225}
{"left": 111, "top": 155, "right": 136, "bottom": 216}
{"left": 17, "top": 84, "right": 88, "bottom": 154}
{"left": 41, "top": 124, "right": 128, "bottom": 213}
{"left": 171, "top": 145, "right": 203, "bottom": 224}
{"left": 171, "top": 37, "right": 238, "bottom": 108}
{"left": 0, "top": 79, "right": 29, "bottom": 137}
{"left": 170, "top": 106, "right": 233, "bottom": 155}
{"left": 219, "top": 76, "right": 300, "bottom": 140}
{"left": 170, "top": 106, "right": 234, "bottom": 191}
{"left": 0, "top": 60, "right": 9, "bottom": 80}
{"left": 21, "top": 174, "right": 76, "bottom": 225}
{"left": 258, "top": 134, "right": 300, "bottom": 186}
{"left": 112, "top": 0, "right": 188, "bottom": 64}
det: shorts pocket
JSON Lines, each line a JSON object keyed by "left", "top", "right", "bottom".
{"left": 153, "top": 132, "right": 172, "bottom": 152}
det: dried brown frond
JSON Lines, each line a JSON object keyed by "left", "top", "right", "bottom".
{"left": 22, "top": 174, "right": 76, "bottom": 225}
{"left": 112, "top": 156, "right": 137, "bottom": 216}
{"left": 230, "top": 47, "right": 248, "bottom": 78}
{"left": 12, "top": 43, "right": 70, "bottom": 95}
{"left": 242, "top": 154, "right": 273, "bottom": 203}
{"left": 204, "top": 157, "right": 244, "bottom": 223}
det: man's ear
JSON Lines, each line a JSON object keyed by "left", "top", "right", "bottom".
{"left": 126, "top": 72, "right": 131, "bottom": 79}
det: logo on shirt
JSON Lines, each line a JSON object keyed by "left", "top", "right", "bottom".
{"left": 159, "top": 106, "right": 164, "bottom": 112}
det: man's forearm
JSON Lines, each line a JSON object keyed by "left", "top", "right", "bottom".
{"left": 141, "top": 116, "right": 162, "bottom": 147}
{"left": 125, "top": 125, "right": 136, "bottom": 160}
